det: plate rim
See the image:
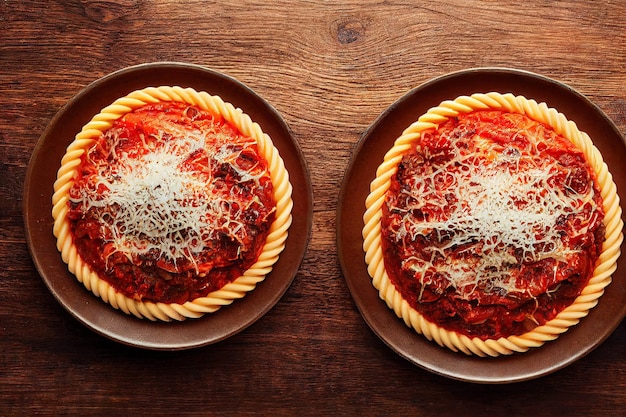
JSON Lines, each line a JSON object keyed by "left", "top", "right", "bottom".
{"left": 337, "top": 66, "right": 626, "bottom": 383}
{"left": 24, "top": 61, "right": 313, "bottom": 350}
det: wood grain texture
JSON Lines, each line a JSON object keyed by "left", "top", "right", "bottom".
{"left": 1, "top": 0, "right": 625, "bottom": 415}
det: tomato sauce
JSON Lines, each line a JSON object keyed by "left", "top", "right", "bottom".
{"left": 381, "top": 110, "right": 605, "bottom": 339}
{"left": 67, "top": 102, "right": 276, "bottom": 304}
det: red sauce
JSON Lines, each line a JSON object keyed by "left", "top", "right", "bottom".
{"left": 380, "top": 110, "right": 605, "bottom": 339}
{"left": 67, "top": 102, "right": 276, "bottom": 304}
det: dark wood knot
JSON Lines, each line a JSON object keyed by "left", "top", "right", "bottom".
{"left": 81, "top": 0, "right": 140, "bottom": 23}
{"left": 335, "top": 18, "right": 365, "bottom": 44}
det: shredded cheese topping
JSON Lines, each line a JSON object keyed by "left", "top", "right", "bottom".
{"left": 386, "top": 111, "right": 600, "bottom": 300}
{"left": 70, "top": 104, "right": 274, "bottom": 274}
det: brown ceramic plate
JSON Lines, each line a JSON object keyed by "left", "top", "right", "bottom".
{"left": 24, "top": 62, "right": 313, "bottom": 350}
{"left": 337, "top": 68, "right": 626, "bottom": 383}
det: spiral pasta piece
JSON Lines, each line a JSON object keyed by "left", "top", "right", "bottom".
{"left": 52, "top": 86, "right": 293, "bottom": 321}
{"left": 362, "top": 92, "right": 623, "bottom": 356}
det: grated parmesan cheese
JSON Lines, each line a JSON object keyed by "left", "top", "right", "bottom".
{"left": 387, "top": 112, "right": 599, "bottom": 300}
{"left": 70, "top": 106, "right": 273, "bottom": 274}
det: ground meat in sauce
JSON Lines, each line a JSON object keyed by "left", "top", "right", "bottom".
{"left": 67, "top": 102, "right": 276, "bottom": 304}
{"left": 380, "top": 110, "right": 605, "bottom": 340}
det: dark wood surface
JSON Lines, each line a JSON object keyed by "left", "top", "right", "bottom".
{"left": 1, "top": 1, "right": 625, "bottom": 415}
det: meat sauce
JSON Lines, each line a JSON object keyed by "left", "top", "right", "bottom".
{"left": 380, "top": 110, "right": 605, "bottom": 339}
{"left": 67, "top": 102, "right": 276, "bottom": 304}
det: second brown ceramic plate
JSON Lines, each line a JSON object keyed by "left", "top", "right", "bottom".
{"left": 24, "top": 62, "right": 313, "bottom": 350}
{"left": 337, "top": 68, "right": 626, "bottom": 383}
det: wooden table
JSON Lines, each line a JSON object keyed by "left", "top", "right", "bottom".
{"left": 2, "top": 1, "right": 625, "bottom": 415}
